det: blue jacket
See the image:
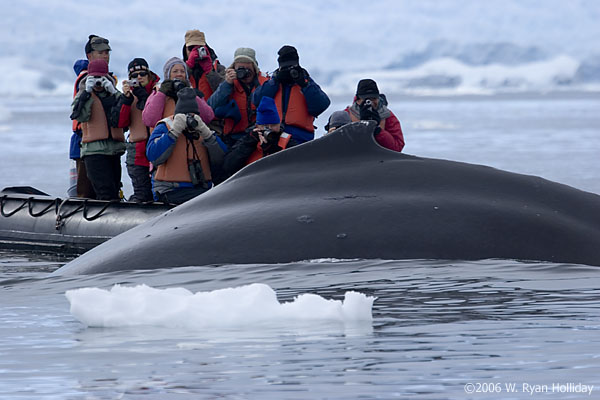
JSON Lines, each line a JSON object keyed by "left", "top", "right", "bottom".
{"left": 252, "top": 77, "right": 330, "bottom": 143}
{"left": 69, "top": 59, "right": 89, "bottom": 159}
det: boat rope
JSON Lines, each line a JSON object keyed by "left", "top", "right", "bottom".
{"left": 0, "top": 195, "right": 28, "bottom": 217}
{"left": 28, "top": 197, "right": 61, "bottom": 217}
{"left": 82, "top": 201, "right": 115, "bottom": 221}
{"left": 55, "top": 199, "right": 85, "bottom": 231}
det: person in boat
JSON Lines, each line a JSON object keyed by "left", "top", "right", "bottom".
{"left": 142, "top": 57, "right": 214, "bottom": 130}
{"left": 324, "top": 111, "right": 352, "bottom": 134}
{"left": 182, "top": 30, "right": 225, "bottom": 100}
{"left": 222, "top": 96, "right": 298, "bottom": 178}
{"left": 344, "top": 79, "right": 405, "bottom": 152}
{"left": 252, "top": 45, "right": 330, "bottom": 144}
{"left": 146, "top": 87, "right": 225, "bottom": 204}
{"left": 207, "top": 47, "right": 268, "bottom": 149}
{"left": 69, "top": 35, "right": 114, "bottom": 199}
{"left": 116, "top": 58, "right": 160, "bottom": 202}
{"left": 70, "top": 59, "right": 125, "bottom": 201}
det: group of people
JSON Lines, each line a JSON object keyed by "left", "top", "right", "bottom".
{"left": 70, "top": 31, "right": 405, "bottom": 204}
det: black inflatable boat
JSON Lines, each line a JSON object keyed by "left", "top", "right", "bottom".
{"left": 0, "top": 187, "right": 173, "bottom": 254}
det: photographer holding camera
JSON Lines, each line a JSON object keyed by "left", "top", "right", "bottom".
{"left": 146, "top": 87, "right": 225, "bottom": 204}
{"left": 208, "top": 47, "right": 268, "bottom": 149}
{"left": 70, "top": 59, "right": 125, "bottom": 201}
{"left": 182, "top": 30, "right": 225, "bottom": 99}
{"left": 115, "top": 58, "right": 160, "bottom": 202}
{"left": 252, "top": 45, "right": 330, "bottom": 144}
{"left": 344, "top": 79, "right": 405, "bottom": 152}
{"left": 222, "top": 96, "right": 298, "bottom": 178}
{"left": 142, "top": 57, "right": 214, "bottom": 131}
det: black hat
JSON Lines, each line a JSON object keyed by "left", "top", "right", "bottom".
{"left": 174, "top": 87, "right": 199, "bottom": 115}
{"left": 85, "top": 35, "right": 111, "bottom": 54}
{"left": 277, "top": 45, "right": 299, "bottom": 68}
{"left": 356, "top": 79, "right": 379, "bottom": 99}
{"left": 128, "top": 58, "right": 149, "bottom": 74}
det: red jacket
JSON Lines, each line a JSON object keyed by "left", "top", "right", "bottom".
{"left": 345, "top": 106, "right": 405, "bottom": 152}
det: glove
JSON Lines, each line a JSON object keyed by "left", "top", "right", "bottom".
{"left": 132, "top": 86, "right": 148, "bottom": 110}
{"left": 194, "top": 88, "right": 205, "bottom": 99}
{"left": 101, "top": 77, "right": 117, "bottom": 94}
{"left": 170, "top": 113, "right": 187, "bottom": 138}
{"left": 359, "top": 103, "right": 381, "bottom": 125}
{"left": 191, "top": 114, "right": 213, "bottom": 141}
{"left": 293, "top": 67, "right": 309, "bottom": 88}
{"left": 186, "top": 47, "right": 200, "bottom": 69}
{"left": 159, "top": 80, "right": 177, "bottom": 99}
{"left": 85, "top": 77, "right": 97, "bottom": 93}
{"left": 270, "top": 69, "right": 280, "bottom": 84}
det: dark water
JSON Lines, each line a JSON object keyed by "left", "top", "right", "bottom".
{"left": 1, "top": 253, "right": 599, "bottom": 399}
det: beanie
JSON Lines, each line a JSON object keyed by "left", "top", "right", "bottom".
{"left": 185, "top": 30, "right": 206, "bottom": 47}
{"left": 87, "top": 59, "right": 109, "bottom": 77}
{"left": 163, "top": 57, "right": 188, "bottom": 81}
{"left": 174, "top": 87, "right": 199, "bottom": 115}
{"left": 231, "top": 47, "right": 259, "bottom": 72}
{"left": 85, "top": 35, "right": 111, "bottom": 54}
{"left": 325, "top": 111, "right": 352, "bottom": 131}
{"left": 277, "top": 45, "right": 299, "bottom": 68}
{"left": 256, "top": 97, "right": 280, "bottom": 125}
{"left": 356, "top": 79, "right": 379, "bottom": 99}
{"left": 128, "top": 58, "right": 149, "bottom": 74}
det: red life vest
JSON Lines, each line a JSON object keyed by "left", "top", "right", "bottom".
{"left": 223, "top": 75, "right": 268, "bottom": 135}
{"left": 154, "top": 116, "right": 212, "bottom": 183}
{"left": 246, "top": 132, "right": 292, "bottom": 165}
{"left": 81, "top": 91, "right": 125, "bottom": 144}
{"left": 274, "top": 85, "right": 314, "bottom": 133}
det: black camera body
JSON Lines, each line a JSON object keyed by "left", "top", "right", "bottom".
{"left": 173, "top": 79, "right": 187, "bottom": 93}
{"left": 236, "top": 67, "right": 251, "bottom": 80}
{"left": 183, "top": 114, "right": 200, "bottom": 140}
{"left": 188, "top": 159, "right": 207, "bottom": 187}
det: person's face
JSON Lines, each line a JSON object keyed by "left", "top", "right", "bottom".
{"left": 234, "top": 61, "right": 255, "bottom": 83}
{"left": 130, "top": 71, "right": 150, "bottom": 87}
{"left": 88, "top": 50, "right": 110, "bottom": 64}
{"left": 170, "top": 64, "right": 187, "bottom": 81}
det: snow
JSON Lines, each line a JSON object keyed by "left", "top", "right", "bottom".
{"left": 65, "top": 283, "right": 376, "bottom": 329}
{"left": 1, "top": 0, "right": 599, "bottom": 97}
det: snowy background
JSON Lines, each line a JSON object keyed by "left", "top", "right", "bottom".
{"left": 1, "top": 0, "right": 600, "bottom": 98}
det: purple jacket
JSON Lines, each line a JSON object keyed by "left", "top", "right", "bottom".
{"left": 142, "top": 90, "right": 214, "bottom": 129}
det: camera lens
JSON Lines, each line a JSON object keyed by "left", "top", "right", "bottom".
{"left": 289, "top": 68, "right": 300, "bottom": 80}
{"left": 236, "top": 68, "right": 250, "bottom": 80}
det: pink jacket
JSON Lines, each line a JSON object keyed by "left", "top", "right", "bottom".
{"left": 142, "top": 90, "right": 214, "bottom": 129}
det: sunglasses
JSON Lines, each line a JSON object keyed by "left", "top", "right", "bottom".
{"left": 130, "top": 71, "right": 148, "bottom": 78}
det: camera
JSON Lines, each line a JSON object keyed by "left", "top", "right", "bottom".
{"left": 289, "top": 67, "right": 300, "bottom": 80}
{"left": 90, "top": 77, "right": 102, "bottom": 88}
{"left": 364, "top": 99, "right": 372, "bottom": 107}
{"left": 236, "top": 67, "right": 251, "bottom": 80}
{"left": 198, "top": 46, "right": 208, "bottom": 59}
{"left": 259, "top": 128, "right": 276, "bottom": 142}
{"left": 127, "top": 78, "right": 139, "bottom": 87}
{"left": 188, "top": 159, "right": 207, "bottom": 187}
{"left": 183, "top": 114, "right": 200, "bottom": 140}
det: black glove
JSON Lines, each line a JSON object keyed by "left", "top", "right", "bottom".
{"left": 194, "top": 88, "right": 205, "bottom": 99}
{"left": 293, "top": 67, "right": 309, "bottom": 88}
{"left": 159, "top": 80, "right": 177, "bottom": 99}
{"left": 270, "top": 69, "right": 280, "bottom": 84}
{"left": 359, "top": 103, "right": 381, "bottom": 125}
{"left": 132, "top": 86, "right": 148, "bottom": 110}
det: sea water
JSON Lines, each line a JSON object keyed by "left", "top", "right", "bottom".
{"left": 0, "top": 94, "right": 599, "bottom": 399}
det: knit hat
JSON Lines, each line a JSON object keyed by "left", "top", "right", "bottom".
{"left": 85, "top": 35, "right": 111, "bottom": 54}
{"left": 356, "top": 79, "right": 379, "bottom": 99}
{"left": 185, "top": 30, "right": 206, "bottom": 47}
{"left": 277, "top": 45, "right": 299, "bottom": 68}
{"left": 128, "top": 58, "right": 149, "bottom": 74}
{"left": 256, "top": 97, "right": 280, "bottom": 125}
{"left": 231, "top": 47, "right": 259, "bottom": 72}
{"left": 163, "top": 57, "right": 188, "bottom": 80}
{"left": 325, "top": 111, "right": 352, "bottom": 131}
{"left": 174, "top": 87, "right": 199, "bottom": 115}
{"left": 87, "top": 59, "right": 109, "bottom": 77}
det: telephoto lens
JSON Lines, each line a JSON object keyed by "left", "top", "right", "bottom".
{"left": 236, "top": 68, "right": 250, "bottom": 80}
{"left": 94, "top": 79, "right": 102, "bottom": 88}
{"left": 289, "top": 67, "right": 300, "bottom": 80}
{"left": 173, "top": 79, "right": 186, "bottom": 92}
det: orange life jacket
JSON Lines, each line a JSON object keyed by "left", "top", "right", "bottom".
{"left": 128, "top": 97, "right": 150, "bottom": 143}
{"left": 246, "top": 132, "right": 292, "bottom": 165}
{"left": 154, "top": 116, "right": 212, "bottom": 183}
{"left": 189, "top": 60, "right": 221, "bottom": 98}
{"left": 274, "top": 85, "right": 314, "bottom": 133}
{"left": 72, "top": 71, "right": 88, "bottom": 131}
{"left": 81, "top": 92, "right": 125, "bottom": 144}
{"left": 223, "top": 75, "right": 269, "bottom": 135}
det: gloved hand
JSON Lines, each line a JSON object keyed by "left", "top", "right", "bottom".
{"left": 85, "top": 77, "right": 97, "bottom": 93}
{"left": 132, "top": 86, "right": 148, "bottom": 110}
{"left": 293, "top": 67, "right": 309, "bottom": 88}
{"left": 170, "top": 113, "right": 187, "bottom": 138}
{"left": 159, "top": 80, "right": 177, "bottom": 99}
{"left": 359, "top": 102, "right": 381, "bottom": 125}
{"left": 270, "top": 69, "right": 280, "bottom": 84}
{"left": 191, "top": 114, "right": 213, "bottom": 141}
{"left": 101, "top": 77, "right": 117, "bottom": 94}
{"left": 194, "top": 88, "right": 204, "bottom": 99}
{"left": 186, "top": 47, "right": 200, "bottom": 69}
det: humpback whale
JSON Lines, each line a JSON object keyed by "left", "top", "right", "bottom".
{"left": 54, "top": 121, "right": 600, "bottom": 275}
